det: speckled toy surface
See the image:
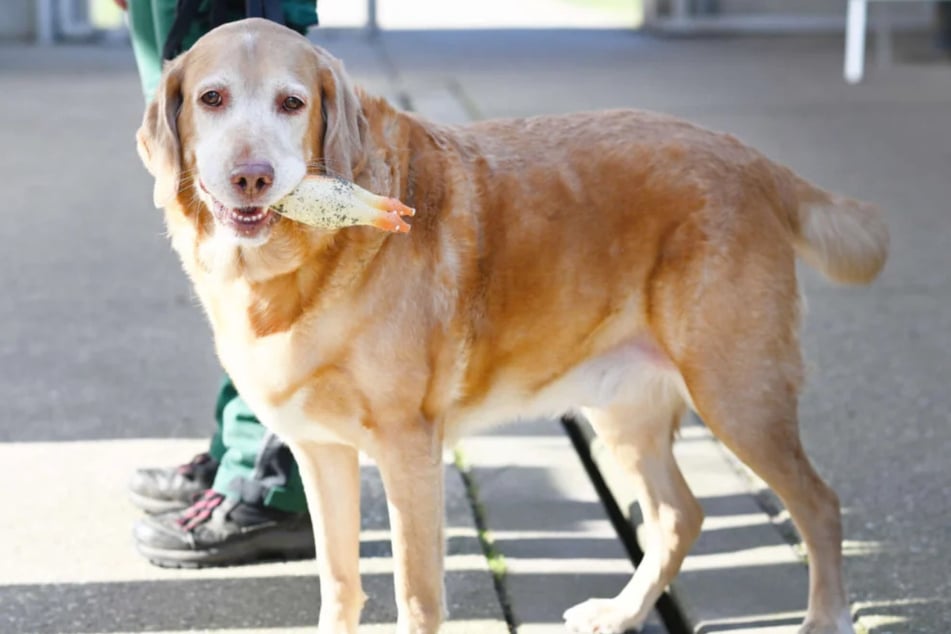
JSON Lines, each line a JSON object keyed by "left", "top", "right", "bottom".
{"left": 270, "top": 175, "right": 415, "bottom": 233}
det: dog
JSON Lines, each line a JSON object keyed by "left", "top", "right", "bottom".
{"left": 136, "top": 18, "right": 888, "bottom": 634}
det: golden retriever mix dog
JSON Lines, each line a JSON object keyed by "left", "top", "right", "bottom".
{"left": 136, "top": 18, "right": 887, "bottom": 634}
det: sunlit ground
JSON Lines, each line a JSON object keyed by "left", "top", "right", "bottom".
{"left": 89, "top": 0, "right": 643, "bottom": 31}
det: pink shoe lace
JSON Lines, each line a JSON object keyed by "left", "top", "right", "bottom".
{"left": 176, "top": 489, "right": 225, "bottom": 531}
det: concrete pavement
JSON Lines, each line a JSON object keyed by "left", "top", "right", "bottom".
{"left": 1, "top": 24, "right": 950, "bottom": 634}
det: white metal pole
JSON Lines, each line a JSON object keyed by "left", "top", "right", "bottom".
{"left": 844, "top": 0, "right": 868, "bottom": 84}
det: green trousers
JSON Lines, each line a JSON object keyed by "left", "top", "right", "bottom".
{"left": 208, "top": 378, "right": 307, "bottom": 512}
{"left": 128, "top": 0, "right": 318, "bottom": 98}
{"left": 128, "top": 0, "right": 317, "bottom": 513}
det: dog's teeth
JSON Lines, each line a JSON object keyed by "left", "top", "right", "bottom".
{"left": 227, "top": 209, "right": 267, "bottom": 223}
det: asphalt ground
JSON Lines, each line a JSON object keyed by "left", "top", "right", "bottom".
{"left": 1, "top": 27, "right": 949, "bottom": 633}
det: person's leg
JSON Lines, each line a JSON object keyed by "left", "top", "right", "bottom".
{"left": 125, "top": 0, "right": 162, "bottom": 100}
{"left": 127, "top": 0, "right": 315, "bottom": 567}
{"left": 126, "top": 0, "right": 177, "bottom": 100}
{"left": 132, "top": 378, "right": 313, "bottom": 568}
{"left": 207, "top": 376, "right": 232, "bottom": 462}
{"left": 125, "top": 0, "right": 221, "bottom": 510}
{"left": 128, "top": 0, "right": 315, "bottom": 98}
{"left": 211, "top": 385, "right": 308, "bottom": 514}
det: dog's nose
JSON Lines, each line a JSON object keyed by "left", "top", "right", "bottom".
{"left": 230, "top": 162, "right": 274, "bottom": 198}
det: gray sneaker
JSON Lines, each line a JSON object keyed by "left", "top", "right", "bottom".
{"left": 128, "top": 452, "right": 219, "bottom": 514}
{"left": 132, "top": 490, "right": 315, "bottom": 568}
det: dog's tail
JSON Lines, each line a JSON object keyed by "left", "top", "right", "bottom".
{"left": 779, "top": 169, "right": 889, "bottom": 285}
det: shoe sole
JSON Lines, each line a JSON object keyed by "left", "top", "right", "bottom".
{"left": 128, "top": 490, "right": 190, "bottom": 515}
{"left": 135, "top": 530, "right": 316, "bottom": 569}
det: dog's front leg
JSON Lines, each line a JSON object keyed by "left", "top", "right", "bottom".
{"left": 292, "top": 440, "right": 364, "bottom": 634}
{"left": 375, "top": 420, "right": 446, "bottom": 634}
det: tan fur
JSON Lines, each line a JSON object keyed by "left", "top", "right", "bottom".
{"left": 137, "top": 19, "right": 887, "bottom": 634}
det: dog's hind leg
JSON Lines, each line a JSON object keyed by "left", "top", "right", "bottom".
{"left": 563, "top": 381, "right": 702, "bottom": 634}
{"left": 682, "top": 349, "right": 853, "bottom": 634}
{"left": 292, "top": 440, "right": 364, "bottom": 634}
{"left": 657, "top": 227, "right": 854, "bottom": 634}
{"left": 373, "top": 418, "right": 446, "bottom": 634}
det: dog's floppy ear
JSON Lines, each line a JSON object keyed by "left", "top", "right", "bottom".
{"left": 136, "top": 57, "right": 185, "bottom": 208}
{"left": 315, "top": 54, "right": 367, "bottom": 180}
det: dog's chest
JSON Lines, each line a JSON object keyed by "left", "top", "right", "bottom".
{"left": 210, "top": 297, "right": 304, "bottom": 400}
{"left": 193, "top": 268, "right": 379, "bottom": 442}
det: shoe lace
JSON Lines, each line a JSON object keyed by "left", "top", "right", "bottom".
{"left": 176, "top": 489, "right": 225, "bottom": 531}
{"left": 176, "top": 452, "right": 212, "bottom": 478}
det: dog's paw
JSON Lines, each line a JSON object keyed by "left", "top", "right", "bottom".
{"left": 562, "top": 598, "right": 640, "bottom": 634}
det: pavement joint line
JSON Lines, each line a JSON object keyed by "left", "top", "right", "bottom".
{"left": 453, "top": 448, "right": 517, "bottom": 633}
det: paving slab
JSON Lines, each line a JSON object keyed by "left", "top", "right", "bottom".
{"left": 0, "top": 440, "right": 504, "bottom": 632}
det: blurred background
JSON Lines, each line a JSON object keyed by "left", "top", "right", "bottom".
{"left": 21, "top": 0, "right": 643, "bottom": 34}
{"left": 12, "top": 0, "right": 951, "bottom": 42}
{"left": 1, "top": 1, "right": 949, "bottom": 633}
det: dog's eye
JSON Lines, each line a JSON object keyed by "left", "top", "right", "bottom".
{"left": 200, "top": 91, "right": 223, "bottom": 107}
{"left": 282, "top": 96, "right": 305, "bottom": 112}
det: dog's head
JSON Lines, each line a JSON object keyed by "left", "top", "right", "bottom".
{"left": 136, "top": 18, "right": 366, "bottom": 246}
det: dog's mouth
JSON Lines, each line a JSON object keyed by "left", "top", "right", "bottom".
{"left": 200, "top": 182, "right": 280, "bottom": 238}
{"left": 212, "top": 200, "right": 278, "bottom": 234}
